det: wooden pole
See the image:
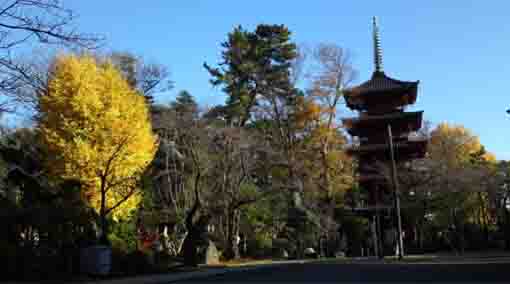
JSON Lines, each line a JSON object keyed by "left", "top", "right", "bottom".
{"left": 375, "top": 186, "right": 383, "bottom": 259}
{"left": 387, "top": 124, "right": 404, "bottom": 260}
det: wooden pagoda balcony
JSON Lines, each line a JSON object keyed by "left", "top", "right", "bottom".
{"left": 343, "top": 111, "right": 423, "bottom": 137}
{"left": 346, "top": 139, "right": 427, "bottom": 160}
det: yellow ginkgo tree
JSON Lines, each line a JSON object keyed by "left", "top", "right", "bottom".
{"left": 38, "top": 54, "right": 158, "bottom": 240}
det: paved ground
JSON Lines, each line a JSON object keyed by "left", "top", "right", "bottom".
{"left": 176, "top": 261, "right": 510, "bottom": 283}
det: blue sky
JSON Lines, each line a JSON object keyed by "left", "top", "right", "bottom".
{"left": 67, "top": 1, "right": 510, "bottom": 159}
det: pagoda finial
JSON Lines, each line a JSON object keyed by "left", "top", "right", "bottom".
{"left": 372, "top": 16, "right": 383, "bottom": 73}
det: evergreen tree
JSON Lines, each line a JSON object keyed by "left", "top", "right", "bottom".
{"left": 170, "top": 90, "right": 198, "bottom": 118}
{"left": 204, "top": 24, "right": 297, "bottom": 127}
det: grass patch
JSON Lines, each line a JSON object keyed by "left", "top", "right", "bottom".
{"left": 219, "top": 258, "right": 275, "bottom": 267}
{"left": 381, "top": 255, "right": 439, "bottom": 263}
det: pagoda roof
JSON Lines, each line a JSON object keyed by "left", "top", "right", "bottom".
{"left": 346, "top": 139, "right": 427, "bottom": 160}
{"left": 347, "top": 71, "right": 418, "bottom": 95}
{"left": 344, "top": 71, "right": 419, "bottom": 111}
{"left": 343, "top": 111, "right": 423, "bottom": 137}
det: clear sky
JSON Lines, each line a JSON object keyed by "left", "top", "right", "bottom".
{"left": 67, "top": 0, "right": 510, "bottom": 159}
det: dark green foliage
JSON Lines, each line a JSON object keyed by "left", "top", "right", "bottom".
{"left": 338, "top": 215, "right": 369, "bottom": 257}
{"left": 204, "top": 24, "right": 298, "bottom": 126}
{"left": 242, "top": 190, "right": 288, "bottom": 257}
{"left": 170, "top": 90, "right": 198, "bottom": 118}
{"left": 111, "top": 250, "right": 155, "bottom": 275}
{"left": 0, "top": 128, "right": 97, "bottom": 280}
{"left": 285, "top": 207, "right": 321, "bottom": 257}
{"left": 109, "top": 217, "right": 138, "bottom": 254}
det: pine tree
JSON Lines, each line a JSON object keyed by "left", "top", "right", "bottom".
{"left": 204, "top": 24, "right": 297, "bottom": 127}
{"left": 170, "top": 90, "right": 198, "bottom": 118}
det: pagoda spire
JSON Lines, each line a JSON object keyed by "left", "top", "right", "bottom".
{"left": 372, "top": 16, "right": 383, "bottom": 74}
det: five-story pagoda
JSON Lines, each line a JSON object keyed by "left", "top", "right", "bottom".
{"left": 342, "top": 17, "right": 427, "bottom": 258}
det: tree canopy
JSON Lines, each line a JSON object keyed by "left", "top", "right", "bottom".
{"left": 38, "top": 54, "right": 158, "bottom": 221}
{"left": 204, "top": 24, "right": 297, "bottom": 126}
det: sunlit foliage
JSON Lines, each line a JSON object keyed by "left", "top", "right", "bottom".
{"left": 38, "top": 54, "right": 158, "bottom": 220}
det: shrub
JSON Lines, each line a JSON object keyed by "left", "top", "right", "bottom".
{"left": 111, "top": 249, "right": 155, "bottom": 275}
{"left": 109, "top": 233, "right": 132, "bottom": 254}
{"left": 0, "top": 240, "right": 17, "bottom": 280}
{"left": 245, "top": 235, "right": 273, "bottom": 258}
{"left": 126, "top": 250, "right": 154, "bottom": 274}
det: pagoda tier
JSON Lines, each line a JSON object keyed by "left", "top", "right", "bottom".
{"left": 343, "top": 111, "right": 423, "bottom": 138}
{"left": 341, "top": 17, "right": 428, "bottom": 257}
{"left": 347, "top": 139, "right": 427, "bottom": 160}
{"left": 344, "top": 71, "right": 419, "bottom": 114}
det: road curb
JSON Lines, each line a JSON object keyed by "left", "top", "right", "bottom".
{"left": 77, "top": 260, "right": 310, "bottom": 284}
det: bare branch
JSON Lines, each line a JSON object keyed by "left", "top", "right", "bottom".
{"left": 0, "top": 0, "right": 103, "bottom": 112}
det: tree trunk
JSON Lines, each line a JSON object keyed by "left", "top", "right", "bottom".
{"left": 505, "top": 207, "right": 510, "bottom": 250}
{"left": 182, "top": 215, "right": 210, "bottom": 266}
{"left": 478, "top": 192, "right": 490, "bottom": 248}
{"left": 483, "top": 212, "right": 490, "bottom": 248}
{"left": 182, "top": 230, "right": 199, "bottom": 266}
{"left": 100, "top": 180, "right": 108, "bottom": 244}
{"left": 453, "top": 209, "right": 465, "bottom": 255}
{"left": 224, "top": 209, "right": 240, "bottom": 260}
{"left": 183, "top": 181, "right": 202, "bottom": 266}
{"left": 321, "top": 145, "right": 337, "bottom": 258}
{"left": 418, "top": 225, "right": 424, "bottom": 251}
{"left": 459, "top": 221, "right": 465, "bottom": 254}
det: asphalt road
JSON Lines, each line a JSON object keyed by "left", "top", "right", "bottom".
{"left": 177, "top": 261, "right": 510, "bottom": 283}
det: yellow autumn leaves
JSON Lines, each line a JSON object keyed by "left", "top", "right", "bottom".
{"left": 38, "top": 54, "right": 158, "bottom": 220}
{"left": 294, "top": 94, "right": 354, "bottom": 199}
{"left": 429, "top": 122, "right": 495, "bottom": 166}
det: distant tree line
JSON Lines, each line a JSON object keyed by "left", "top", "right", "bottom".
{"left": 0, "top": 1, "right": 508, "bottom": 281}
